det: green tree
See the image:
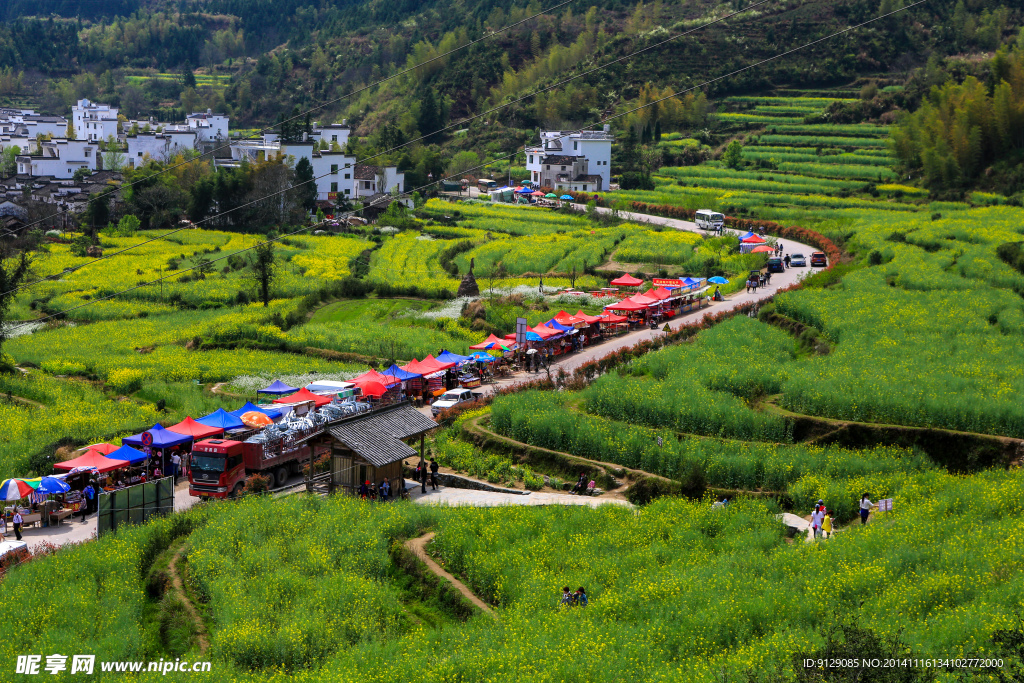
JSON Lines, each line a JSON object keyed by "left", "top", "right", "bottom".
{"left": 2, "top": 146, "right": 21, "bottom": 177}
{"left": 0, "top": 252, "right": 30, "bottom": 359}
{"left": 65, "top": 120, "right": 76, "bottom": 140}
{"left": 115, "top": 214, "right": 141, "bottom": 236}
{"left": 723, "top": 140, "right": 744, "bottom": 169}
{"left": 293, "top": 157, "right": 317, "bottom": 213}
{"left": 417, "top": 87, "right": 443, "bottom": 143}
{"left": 249, "top": 241, "right": 276, "bottom": 307}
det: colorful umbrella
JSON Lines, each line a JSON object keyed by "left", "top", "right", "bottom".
{"left": 0, "top": 479, "right": 34, "bottom": 501}
{"left": 545, "top": 193, "right": 557, "bottom": 198}
{"left": 37, "top": 477, "right": 71, "bottom": 495}
{"left": 240, "top": 411, "right": 274, "bottom": 428}
{"left": 559, "top": 194, "right": 574, "bottom": 200}
{"left": 751, "top": 245, "right": 774, "bottom": 253}
{"left": 708, "top": 276, "right": 729, "bottom": 284}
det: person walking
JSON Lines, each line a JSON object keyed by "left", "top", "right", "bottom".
{"left": 811, "top": 505, "right": 824, "bottom": 539}
{"left": 84, "top": 483, "right": 96, "bottom": 514}
{"left": 420, "top": 461, "right": 428, "bottom": 494}
{"left": 170, "top": 452, "right": 181, "bottom": 485}
{"left": 429, "top": 458, "right": 439, "bottom": 490}
{"left": 12, "top": 509, "right": 23, "bottom": 541}
{"left": 784, "top": 254, "right": 791, "bottom": 268}
{"left": 821, "top": 509, "right": 833, "bottom": 539}
{"left": 859, "top": 493, "right": 876, "bottom": 525}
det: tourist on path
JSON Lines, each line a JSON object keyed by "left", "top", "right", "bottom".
{"left": 860, "top": 493, "right": 876, "bottom": 525}
{"left": 420, "top": 462, "right": 428, "bottom": 494}
{"left": 811, "top": 505, "right": 824, "bottom": 539}
{"left": 429, "top": 458, "right": 439, "bottom": 490}
{"left": 12, "top": 510, "right": 23, "bottom": 540}
{"left": 171, "top": 452, "right": 181, "bottom": 485}
{"left": 821, "top": 509, "right": 833, "bottom": 539}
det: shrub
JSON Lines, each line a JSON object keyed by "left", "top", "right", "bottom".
{"left": 107, "top": 368, "right": 147, "bottom": 394}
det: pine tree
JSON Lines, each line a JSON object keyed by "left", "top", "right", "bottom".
{"left": 417, "top": 88, "right": 443, "bottom": 143}
{"left": 294, "top": 157, "right": 317, "bottom": 212}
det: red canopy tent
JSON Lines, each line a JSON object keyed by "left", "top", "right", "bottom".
{"left": 609, "top": 273, "right": 644, "bottom": 287}
{"left": 531, "top": 324, "right": 561, "bottom": 339}
{"left": 598, "top": 312, "right": 628, "bottom": 323}
{"left": 82, "top": 443, "right": 119, "bottom": 455}
{"left": 741, "top": 234, "right": 766, "bottom": 243}
{"left": 352, "top": 380, "right": 389, "bottom": 398}
{"left": 401, "top": 355, "right": 454, "bottom": 376}
{"left": 469, "top": 333, "right": 512, "bottom": 350}
{"left": 645, "top": 287, "right": 674, "bottom": 301}
{"left": 627, "top": 293, "right": 658, "bottom": 306}
{"left": 272, "top": 387, "right": 334, "bottom": 408}
{"left": 553, "top": 310, "right": 587, "bottom": 327}
{"left": 574, "top": 310, "right": 605, "bottom": 324}
{"left": 351, "top": 369, "right": 400, "bottom": 386}
{"left": 604, "top": 298, "right": 647, "bottom": 311}
{"left": 167, "top": 417, "right": 225, "bottom": 439}
{"left": 54, "top": 451, "right": 130, "bottom": 473}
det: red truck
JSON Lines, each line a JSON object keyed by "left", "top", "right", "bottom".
{"left": 188, "top": 427, "right": 326, "bottom": 499}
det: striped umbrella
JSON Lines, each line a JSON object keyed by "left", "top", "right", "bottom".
{"left": 0, "top": 479, "right": 34, "bottom": 501}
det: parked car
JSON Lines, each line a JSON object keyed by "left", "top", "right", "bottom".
{"left": 431, "top": 388, "right": 484, "bottom": 416}
{"left": 767, "top": 257, "right": 785, "bottom": 273}
{"left": 810, "top": 252, "right": 827, "bottom": 267}
{"left": 789, "top": 253, "right": 807, "bottom": 267}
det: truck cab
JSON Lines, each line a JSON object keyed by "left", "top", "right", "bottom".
{"left": 189, "top": 439, "right": 246, "bottom": 499}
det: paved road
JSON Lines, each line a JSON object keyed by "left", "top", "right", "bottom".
{"left": 421, "top": 203, "right": 823, "bottom": 405}
{"left": 402, "top": 479, "right": 630, "bottom": 508}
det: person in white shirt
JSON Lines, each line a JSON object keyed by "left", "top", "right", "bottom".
{"left": 12, "top": 510, "right": 23, "bottom": 540}
{"left": 811, "top": 506, "right": 824, "bottom": 538}
{"left": 170, "top": 452, "right": 181, "bottom": 484}
{"left": 859, "top": 493, "right": 876, "bottom": 525}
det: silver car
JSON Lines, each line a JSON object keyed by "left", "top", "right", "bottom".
{"left": 789, "top": 253, "right": 807, "bottom": 267}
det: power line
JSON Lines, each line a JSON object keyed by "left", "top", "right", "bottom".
{"left": 1, "top": 0, "right": 773, "bottom": 295}
{"left": 0, "top": 0, "right": 575, "bottom": 240}
{"left": 6, "top": 0, "right": 927, "bottom": 330}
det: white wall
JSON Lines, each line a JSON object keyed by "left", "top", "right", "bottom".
{"left": 577, "top": 139, "right": 612, "bottom": 191}
{"left": 16, "top": 156, "right": 89, "bottom": 179}
{"left": 310, "top": 152, "right": 356, "bottom": 200}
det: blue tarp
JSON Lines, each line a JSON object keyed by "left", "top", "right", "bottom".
{"left": 105, "top": 444, "right": 150, "bottom": 465}
{"left": 545, "top": 319, "right": 572, "bottom": 332}
{"left": 122, "top": 424, "right": 193, "bottom": 449}
{"left": 383, "top": 364, "right": 422, "bottom": 381}
{"left": 468, "top": 351, "right": 496, "bottom": 362}
{"left": 197, "top": 408, "right": 246, "bottom": 431}
{"left": 257, "top": 379, "right": 298, "bottom": 395}
{"left": 229, "top": 402, "right": 284, "bottom": 419}
{"left": 436, "top": 349, "right": 471, "bottom": 364}
{"left": 525, "top": 331, "right": 543, "bottom": 341}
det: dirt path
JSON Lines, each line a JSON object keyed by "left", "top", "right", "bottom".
{"left": 167, "top": 543, "right": 210, "bottom": 654}
{"left": 405, "top": 532, "right": 497, "bottom": 620}
{"left": 3, "top": 395, "right": 45, "bottom": 409}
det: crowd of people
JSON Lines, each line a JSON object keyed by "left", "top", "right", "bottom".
{"left": 358, "top": 477, "right": 395, "bottom": 502}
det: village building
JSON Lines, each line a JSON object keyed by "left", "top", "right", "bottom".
{"left": 525, "top": 126, "right": 613, "bottom": 192}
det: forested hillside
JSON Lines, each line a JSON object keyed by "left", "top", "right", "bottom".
{"left": 0, "top": 0, "right": 1014, "bottom": 135}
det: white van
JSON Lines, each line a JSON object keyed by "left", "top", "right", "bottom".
{"left": 695, "top": 209, "right": 725, "bottom": 232}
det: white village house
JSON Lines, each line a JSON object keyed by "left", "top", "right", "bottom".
{"left": 72, "top": 99, "right": 119, "bottom": 142}
{"left": 525, "top": 126, "right": 613, "bottom": 193}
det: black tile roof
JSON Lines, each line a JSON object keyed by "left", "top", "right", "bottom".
{"left": 328, "top": 403, "right": 437, "bottom": 467}
{"left": 541, "top": 155, "right": 577, "bottom": 165}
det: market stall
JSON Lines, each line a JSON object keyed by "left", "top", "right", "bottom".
{"left": 272, "top": 387, "right": 334, "bottom": 408}
{"left": 257, "top": 380, "right": 299, "bottom": 397}
{"left": 609, "top": 273, "right": 644, "bottom": 291}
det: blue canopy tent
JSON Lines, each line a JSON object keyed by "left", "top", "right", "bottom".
{"left": 383, "top": 364, "right": 422, "bottom": 381}
{"left": 228, "top": 402, "right": 284, "bottom": 419}
{"left": 105, "top": 444, "right": 150, "bottom": 465}
{"left": 197, "top": 408, "right": 246, "bottom": 431}
{"left": 122, "top": 424, "right": 193, "bottom": 449}
{"left": 257, "top": 380, "right": 298, "bottom": 396}
{"left": 436, "top": 349, "right": 471, "bottom": 364}
{"left": 545, "top": 319, "right": 572, "bottom": 332}
{"left": 525, "top": 331, "right": 543, "bottom": 342}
